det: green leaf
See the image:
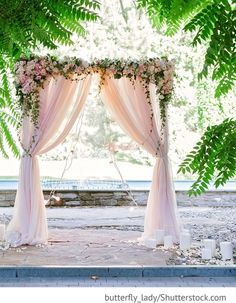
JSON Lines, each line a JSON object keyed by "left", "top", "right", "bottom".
{"left": 178, "top": 119, "right": 236, "bottom": 196}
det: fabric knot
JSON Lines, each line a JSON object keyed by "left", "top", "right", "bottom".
{"left": 22, "top": 151, "right": 32, "bottom": 158}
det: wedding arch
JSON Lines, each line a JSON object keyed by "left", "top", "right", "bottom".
{"left": 6, "top": 55, "right": 180, "bottom": 247}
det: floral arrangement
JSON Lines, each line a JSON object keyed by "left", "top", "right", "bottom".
{"left": 15, "top": 55, "right": 175, "bottom": 129}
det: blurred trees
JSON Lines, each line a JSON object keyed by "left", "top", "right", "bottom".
{"left": 137, "top": 0, "right": 236, "bottom": 192}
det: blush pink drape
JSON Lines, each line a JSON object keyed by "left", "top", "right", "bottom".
{"left": 101, "top": 78, "right": 180, "bottom": 242}
{"left": 6, "top": 75, "right": 91, "bottom": 246}
{"left": 7, "top": 73, "right": 179, "bottom": 247}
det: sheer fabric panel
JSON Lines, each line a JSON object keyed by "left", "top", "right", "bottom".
{"left": 6, "top": 75, "right": 91, "bottom": 246}
{"left": 101, "top": 77, "right": 180, "bottom": 242}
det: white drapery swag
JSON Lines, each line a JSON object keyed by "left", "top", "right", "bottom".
{"left": 6, "top": 75, "right": 92, "bottom": 246}
{"left": 101, "top": 77, "right": 180, "bottom": 242}
{"left": 6, "top": 74, "right": 180, "bottom": 247}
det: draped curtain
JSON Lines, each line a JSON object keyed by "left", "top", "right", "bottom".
{"left": 7, "top": 73, "right": 180, "bottom": 247}
{"left": 101, "top": 77, "right": 180, "bottom": 242}
{"left": 6, "top": 75, "right": 91, "bottom": 246}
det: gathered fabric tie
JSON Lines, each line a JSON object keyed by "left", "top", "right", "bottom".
{"left": 22, "top": 151, "right": 32, "bottom": 158}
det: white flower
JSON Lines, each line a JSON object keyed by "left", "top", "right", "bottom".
{"left": 81, "top": 60, "right": 89, "bottom": 68}
{"left": 148, "top": 65, "right": 155, "bottom": 73}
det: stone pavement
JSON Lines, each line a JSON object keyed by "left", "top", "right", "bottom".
{"left": 0, "top": 276, "right": 236, "bottom": 287}
{"left": 0, "top": 206, "right": 236, "bottom": 266}
{"left": 0, "top": 206, "right": 170, "bottom": 266}
{"left": 1, "top": 206, "right": 236, "bottom": 287}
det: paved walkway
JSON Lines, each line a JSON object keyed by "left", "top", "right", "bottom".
{"left": 0, "top": 277, "right": 236, "bottom": 287}
{"left": 0, "top": 207, "right": 170, "bottom": 266}
{"left": 0, "top": 206, "right": 236, "bottom": 266}
{"left": 1, "top": 206, "right": 236, "bottom": 288}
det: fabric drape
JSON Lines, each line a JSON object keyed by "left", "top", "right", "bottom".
{"left": 101, "top": 77, "right": 180, "bottom": 242}
{"left": 6, "top": 75, "right": 91, "bottom": 246}
{"left": 7, "top": 73, "right": 180, "bottom": 247}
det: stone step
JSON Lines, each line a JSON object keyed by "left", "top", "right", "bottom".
{"left": 0, "top": 266, "right": 236, "bottom": 278}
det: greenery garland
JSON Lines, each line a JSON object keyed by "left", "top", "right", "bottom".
{"left": 14, "top": 55, "right": 175, "bottom": 151}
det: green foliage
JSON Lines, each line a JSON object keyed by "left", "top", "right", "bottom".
{"left": 178, "top": 119, "right": 236, "bottom": 195}
{"left": 0, "top": 56, "right": 20, "bottom": 158}
{"left": 138, "top": 0, "right": 236, "bottom": 194}
{"left": 136, "top": 0, "right": 213, "bottom": 35}
{"left": 0, "top": 0, "right": 100, "bottom": 55}
{"left": 137, "top": 0, "right": 235, "bottom": 98}
{"left": 184, "top": 1, "right": 236, "bottom": 98}
{"left": 0, "top": 0, "right": 100, "bottom": 158}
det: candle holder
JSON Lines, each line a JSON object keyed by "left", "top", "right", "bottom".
{"left": 180, "top": 232, "right": 191, "bottom": 250}
{"left": 201, "top": 248, "right": 212, "bottom": 260}
{"left": 220, "top": 241, "right": 233, "bottom": 261}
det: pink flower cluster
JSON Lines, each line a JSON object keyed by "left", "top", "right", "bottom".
{"left": 15, "top": 56, "right": 175, "bottom": 100}
{"left": 15, "top": 58, "right": 51, "bottom": 94}
{"left": 14, "top": 56, "right": 175, "bottom": 128}
{"left": 140, "top": 58, "right": 175, "bottom": 96}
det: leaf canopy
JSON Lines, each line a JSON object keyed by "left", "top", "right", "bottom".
{"left": 137, "top": 0, "right": 236, "bottom": 98}
{"left": 178, "top": 118, "right": 236, "bottom": 196}
{"left": 0, "top": 0, "right": 100, "bottom": 158}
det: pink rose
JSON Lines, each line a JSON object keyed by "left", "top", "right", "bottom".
{"left": 19, "top": 74, "right": 27, "bottom": 85}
